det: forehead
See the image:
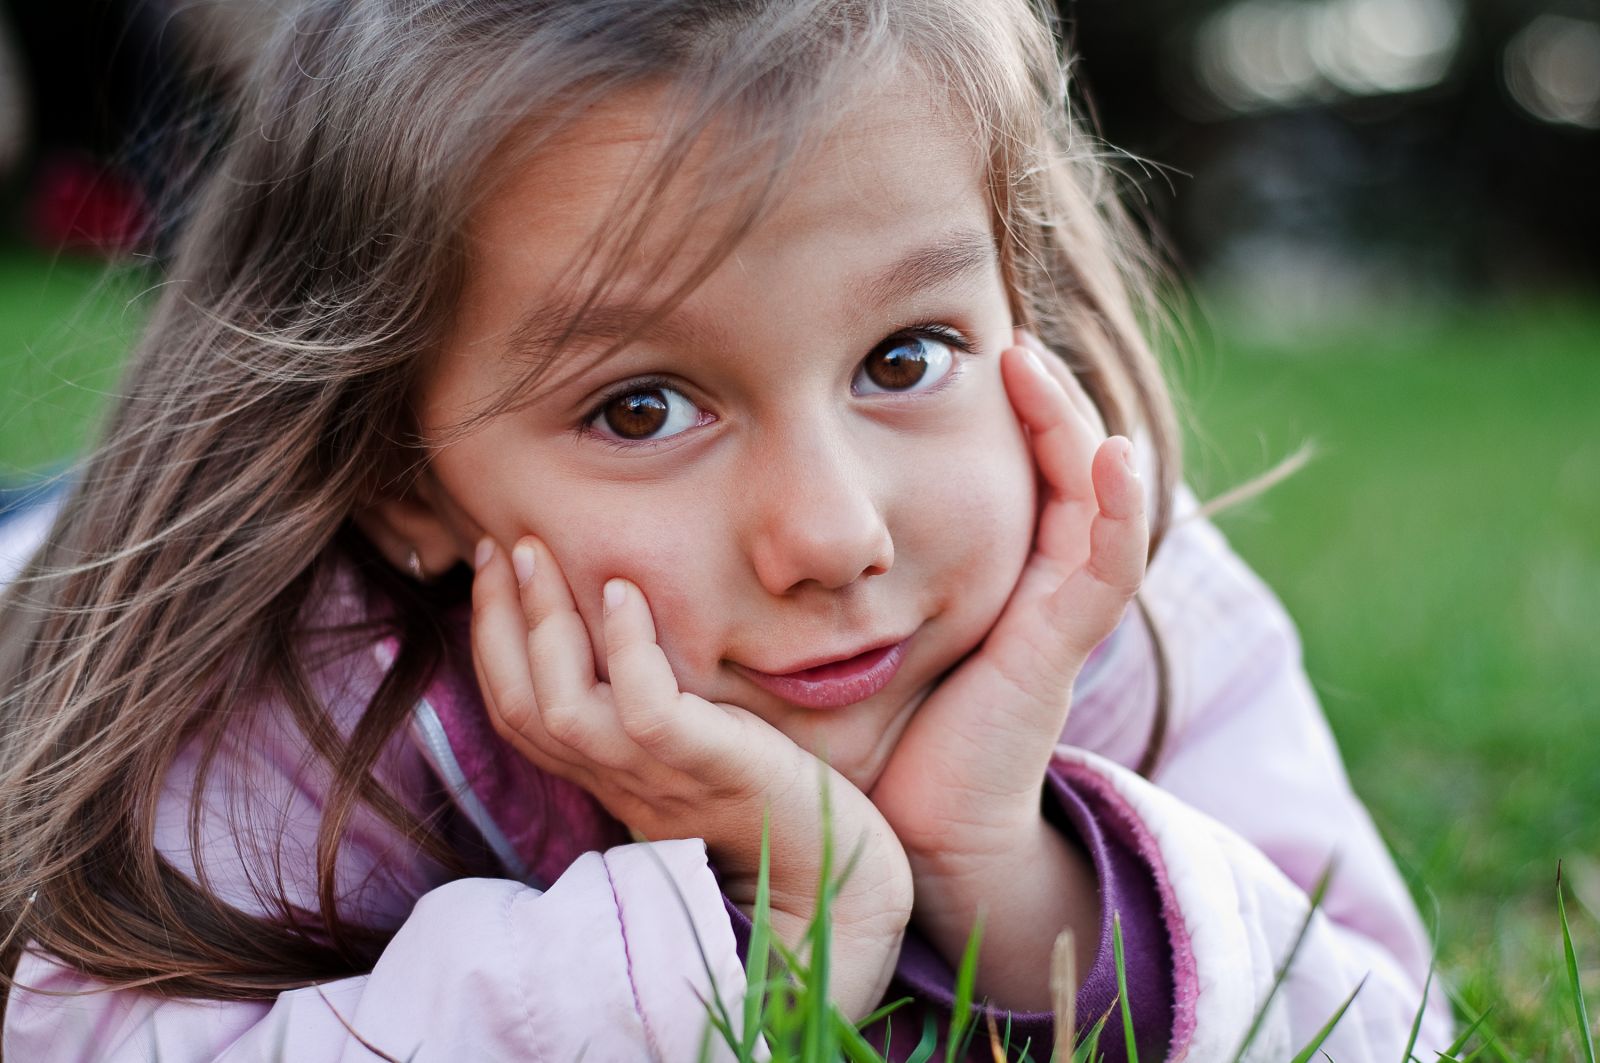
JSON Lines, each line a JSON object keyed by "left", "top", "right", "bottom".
{"left": 465, "top": 69, "right": 994, "bottom": 305}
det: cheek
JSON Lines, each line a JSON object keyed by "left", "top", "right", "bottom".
{"left": 901, "top": 398, "right": 1037, "bottom": 644}
{"left": 535, "top": 499, "right": 726, "bottom": 681}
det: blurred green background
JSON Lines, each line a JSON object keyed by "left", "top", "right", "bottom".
{"left": 1177, "top": 298, "right": 1600, "bottom": 1053}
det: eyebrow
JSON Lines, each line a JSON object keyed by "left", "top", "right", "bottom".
{"left": 860, "top": 226, "right": 997, "bottom": 308}
{"left": 506, "top": 225, "right": 999, "bottom": 371}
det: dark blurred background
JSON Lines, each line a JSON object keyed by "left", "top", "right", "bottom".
{"left": 0, "top": 0, "right": 1595, "bottom": 1051}
{"left": 1065, "top": 0, "right": 1600, "bottom": 331}
{"left": 0, "top": 0, "right": 1596, "bottom": 305}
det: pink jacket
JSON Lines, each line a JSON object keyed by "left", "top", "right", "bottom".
{"left": 1, "top": 487, "right": 1452, "bottom": 1060}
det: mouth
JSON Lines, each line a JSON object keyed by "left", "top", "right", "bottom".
{"left": 733, "top": 634, "right": 913, "bottom": 710}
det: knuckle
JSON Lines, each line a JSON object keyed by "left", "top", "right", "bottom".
{"left": 1086, "top": 555, "right": 1143, "bottom": 599}
{"left": 541, "top": 701, "right": 584, "bottom": 745}
{"left": 519, "top": 591, "right": 544, "bottom": 627}
{"left": 619, "top": 706, "right": 673, "bottom": 750}
{"left": 495, "top": 696, "right": 535, "bottom": 736}
{"left": 528, "top": 610, "right": 575, "bottom": 654}
{"left": 610, "top": 640, "right": 659, "bottom": 676}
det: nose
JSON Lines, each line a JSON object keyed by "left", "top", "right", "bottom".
{"left": 743, "top": 427, "right": 894, "bottom": 596}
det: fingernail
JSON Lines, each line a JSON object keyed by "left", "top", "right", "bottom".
{"left": 1022, "top": 348, "right": 1046, "bottom": 376}
{"left": 1118, "top": 437, "right": 1140, "bottom": 478}
{"left": 603, "top": 578, "right": 627, "bottom": 614}
{"left": 512, "top": 543, "right": 536, "bottom": 586}
{"left": 474, "top": 538, "right": 494, "bottom": 571}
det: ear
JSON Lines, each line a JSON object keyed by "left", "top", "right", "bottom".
{"left": 351, "top": 469, "right": 464, "bottom": 581}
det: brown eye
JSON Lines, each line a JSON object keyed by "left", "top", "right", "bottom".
{"left": 587, "top": 384, "right": 702, "bottom": 445}
{"left": 854, "top": 333, "right": 957, "bottom": 395}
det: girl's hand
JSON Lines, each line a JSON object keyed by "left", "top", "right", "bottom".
{"left": 470, "top": 536, "right": 913, "bottom": 1019}
{"left": 868, "top": 329, "right": 1148, "bottom": 878}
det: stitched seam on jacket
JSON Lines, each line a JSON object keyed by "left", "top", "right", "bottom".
{"left": 601, "top": 850, "right": 667, "bottom": 1063}
{"left": 504, "top": 885, "right": 553, "bottom": 1063}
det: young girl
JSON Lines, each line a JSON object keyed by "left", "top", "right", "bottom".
{"left": 0, "top": 0, "right": 1451, "bottom": 1059}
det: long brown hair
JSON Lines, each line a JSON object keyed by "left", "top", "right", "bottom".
{"left": 0, "top": 0, "right": 1187, "bottom": 1022}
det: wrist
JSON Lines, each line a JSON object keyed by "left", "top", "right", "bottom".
{"left": 909, "top": 817, "right": 1099, "bottom": 1012}
{"left": 899, "top": 802, "right": 1043, "bottom": 880}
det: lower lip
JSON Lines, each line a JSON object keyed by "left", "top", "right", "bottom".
{"left": 737, "top": 638, "right": 910, "bottom": 709}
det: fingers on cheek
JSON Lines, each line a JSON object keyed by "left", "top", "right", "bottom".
{"left": 1085, "top": 508, "right": 1147, "bottom": 601}
{"left": 469, "top": 543, "right": 527, "bottom": 716}
{"left": 1001, "top": 345, "right": 1064, "bottom": 428}
{"left": 1083, "top": 438, "right": 1149, "bottom": 598}
{"left": 1094, "top": 437, "right": 1147, "bottom": 523}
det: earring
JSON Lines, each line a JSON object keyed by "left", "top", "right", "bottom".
{"left": 406, "top": 548, "right": 427, "bottom": 582}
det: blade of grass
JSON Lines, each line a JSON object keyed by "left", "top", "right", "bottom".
{"left": 956, "top": 1002, "right": 986, "bottom": 1062}
{"left": 1051, "top": 930, "right": 1076, "bottom": 1063}
{"left": 637, "top": 835, "right": 745, "bottom": 1058}
{"left": 1071, "top": 1001, "right": 1114, "bottom": 1063}
{"left": 1442, "top": 983, "right": 1519, "bottom": 1063}
{"left": 1112, "top": 913, "right": 1138, "bottom": 1063}
{"left": 947, "top": 914, "right": 985, "bottom": 1063}
{"left": 742, "top": 811, "right": 774, "bottom": 1059}
{"left": 906, "top": 1013, "right": 940, "bottom": 1063}
{"left": 856, "top": 997, "right": 914, "bottom": 1030}
{"left": 997, "top": 1013, "right": 1018, "bottom": 1062}
{"left": 1232, "top": 862, "right": 1335, "bottom": 1062}
{"left": 1400, "top": 956, "right": 1436, "bottom": 1063}
{"left": 1558, "top": 862, "right": 1597, "bottom": 1063}
{"left": 691, "top": 985, "right": 737, "bottom": 1048}
{"left": 1287, "top": 975, "right": 1367, "bottom": 1063}
{"left": 833, "top": 1010, "right": 889, "bottom": 1063}
{"left": 1437, "top": 1005, "right": 1492, "bottom": 1061}
{"left": 802, "top": 762, "right": 839, "bottom": 1063}
{"left": 987, "top": 1009, "right": 1006, "bottom": 1063}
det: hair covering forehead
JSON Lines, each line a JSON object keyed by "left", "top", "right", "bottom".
{"left": 458, "top": 16, "right": 998, "bottom": 406}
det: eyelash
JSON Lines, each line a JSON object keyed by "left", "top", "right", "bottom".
{"left": 864, "top": 321, "right": 972, "bottom": 397}
{"left": 579, "top": 375, "right": 696, "bottom": 453}
{"left": 575, "top": 323, "right": 976, "bottom": 452}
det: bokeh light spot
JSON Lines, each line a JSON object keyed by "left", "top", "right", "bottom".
{"left": 1198, "top": 0, "right": 1461, "bottom": 112}
{"left": 1505, "top": 14, "right": 1600, "bottom": 129}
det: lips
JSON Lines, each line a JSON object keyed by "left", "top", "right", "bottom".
{"left": 734, "top": 635, "right": 912, "bottom": 710}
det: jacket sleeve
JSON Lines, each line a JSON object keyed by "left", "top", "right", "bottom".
{"left": 1, "top": 604, "right": 752, "bottom": 1061}
{"left": 5, "top": 842, "right": 750, "bottom": 1061}
{"left": 1057, "top": 484, "right": 1455, "bottom": 1060}
{"left": 4, "top": 845, "right": 748, "bottom": 1056}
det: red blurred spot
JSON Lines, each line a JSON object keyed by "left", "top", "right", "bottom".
{"left": 27, "top": 153, "right": 150, "bottom": 257}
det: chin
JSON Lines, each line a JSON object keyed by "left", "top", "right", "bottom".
{"left": 793, "top": 695, "right": 918, "bottom": 794}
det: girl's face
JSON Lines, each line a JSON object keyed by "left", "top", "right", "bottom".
{"left": 397, "top": 75, "right": 1037, "bottom": 789}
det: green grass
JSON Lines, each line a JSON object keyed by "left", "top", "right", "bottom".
{"left": 0, "top": 247, "right": 150, "bottom": 477}
{"left": 1173, "top": 296, "right": 1600, "bottom": 1054}
{"left": 1, "top": 245, "right": 1596, "bottom": 1055}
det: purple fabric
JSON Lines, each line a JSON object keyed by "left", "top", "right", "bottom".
{"left": 720, "top": 767, "right": 1173, "bottom": 1061}
{"left": 402, "top": 609, "right": 634, "bottom": 887}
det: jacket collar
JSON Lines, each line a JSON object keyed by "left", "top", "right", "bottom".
{"left": 373, "top": 606, "right": 629, "bottom": 893}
